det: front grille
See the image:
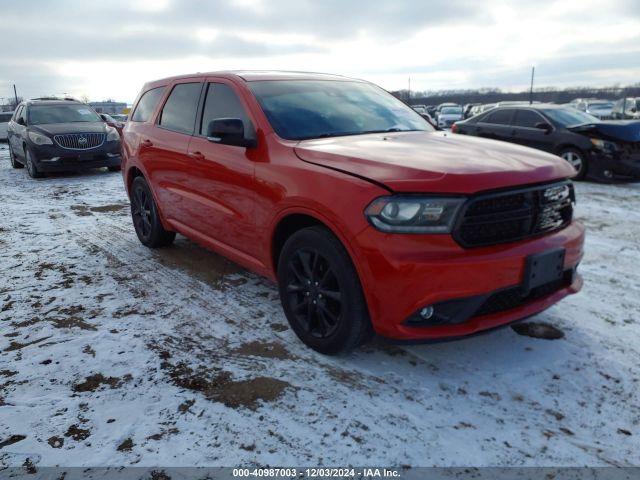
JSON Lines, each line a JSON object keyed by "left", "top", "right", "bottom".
{"left": 53, "top": 133, "right": 105, "bottom": 150}
{"left": 454, "top": 182, "right": 574, "bottom": 248}
{"left": 474, "top": 270, "right": 574, "bottom": 317}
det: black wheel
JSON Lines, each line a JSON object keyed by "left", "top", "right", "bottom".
{"left": 130, "top": 176, "right": 175, "bottom": 248}
{"left": 108, "top": 165, "right": 121, "bottom": 172}
{"left": 24, "top": 147, "right": 43, "bottom": 178}
{"left": 277, "top": 226, "right": 373, "bottom": 355}
{"left": 559, "top": 147, "right": 587, "bottom": 180}
{"left": 9, "top": 144, "right": 24, "bottom": 169}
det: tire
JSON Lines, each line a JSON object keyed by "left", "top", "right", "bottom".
{"left": 108, "top": 165, "right": 121, "bottom": 172}
{"left": 130, "top": 176, "right": 176, "bottom": 248}
{"left": 24, "top": 147, "right": 44, "bottom": 178}
{"left": 277, "top": 226, "right": 373, "bottom": 355}
{"left": 559, "top": 147, "right": 587, "bottom": 180}
{"left": 9, "top": 144, "right": 24, "bottom": 169}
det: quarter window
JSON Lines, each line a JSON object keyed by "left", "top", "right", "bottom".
{"left": 513, "top": 110, "right": 544, "bottom": 128}
{"left": 159, "top": 83, "right": 202, "bottom": 134}
{"left": 482, "top": 109, "right": 514, "bottom": 125}
{"left": 131, "top": 86, "right": 165, "bottom": 123}
{"left": 200, "top": 83, "right": 254, "bottom": 137}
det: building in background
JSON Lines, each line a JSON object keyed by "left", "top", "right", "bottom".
{"left": 89, "top": 100, "right": 128, "bottom": 114}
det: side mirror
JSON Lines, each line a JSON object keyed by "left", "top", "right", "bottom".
{"left": 630, "top": 107, "right": 637, "bottom": 113}
{"left": 206, "top": 118, "right": 256, "bottom": 148}
{"left": 534, "top": 122, "right": 552, "bottom": 133}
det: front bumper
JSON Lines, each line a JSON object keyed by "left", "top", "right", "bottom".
{"left": 30, "top": 141, "right": 122, "bottom": 172}
{"left": 353, "top": 221, "right": 585, "bottom": 341}
{"left": 588, "top": 149, "right": 640, "bottom": 180}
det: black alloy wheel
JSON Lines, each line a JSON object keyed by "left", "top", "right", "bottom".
{"left": 285, "top": 248, "right": 343, "bottom": 339}
{"left": 130, "top": 176, "right": 175, "bottom": 248}
{"left": 278, "top": 226, "right": 373, "bottom": 355}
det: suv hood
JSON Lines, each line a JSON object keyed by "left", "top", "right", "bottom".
{"left": 567, "top": 121, "right": 640, "bottom": 143}
{"left": 29, "top": 122, "right": 107, "bottom": 136}
{"left": 294, "top": 131, "right": 575, "bottom": 193}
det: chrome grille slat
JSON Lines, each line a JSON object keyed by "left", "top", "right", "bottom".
{"left": 53, "top": 133, "right": 105, "bottom": 150}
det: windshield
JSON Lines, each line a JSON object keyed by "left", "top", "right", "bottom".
{"left": 542, "top": 108, "right": 599, "bottom": 127}
{"left": 28, "top": 104, "right": 102, "bottom": 125}
{"left": 248, "top": 80, "right": 432, "bottom": 140}
{"left": 587, "top": 102, "right": 613, "bottom": 109}
{"left": 441, "top": 107, "right": 462, "bottom": 114}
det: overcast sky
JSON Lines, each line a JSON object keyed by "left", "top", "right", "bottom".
{"left": 1, "top": 0, "right": 639, "bottom": 103}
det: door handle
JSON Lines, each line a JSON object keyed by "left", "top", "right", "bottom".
{"left": 190, "top": 151, "right": 205, "bottom": 161}
{"left": 141, "top": 139, "right": 153, "bottom": 147}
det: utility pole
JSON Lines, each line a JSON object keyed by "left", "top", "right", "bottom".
{"left": 13, "top": 84, "right": 19, "bottom": 106}
{"left": 529, "top": 67, "right": 535, "bottom": 105}
{"left": 408, "top": 77, "right": 411, "bottom": 104}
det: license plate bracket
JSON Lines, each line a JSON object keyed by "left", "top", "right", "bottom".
{"left": 524, "top": 248, "right": 565, "bottom": 292}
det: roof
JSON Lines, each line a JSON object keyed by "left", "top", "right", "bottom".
{"left": 144, "top": 70, "right": 363, "bottom": 88}
{"left": 25, "top": 98, "right": 84, "bottom": 106}
{"left": 492, "top": 103, "right": 565, "bottom": 110}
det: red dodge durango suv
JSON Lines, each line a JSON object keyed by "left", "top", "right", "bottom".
{"left": 121, "top": 71, "right": 584, "bottom": 354}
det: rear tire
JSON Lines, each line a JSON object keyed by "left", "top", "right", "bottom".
{"left": 9, "top": 144, "right": 24, "bottom": 169}
{"left": 559, "top": 147, "right": 587, "bottom": 180}
{"left": 277, "top": 226, "right": 373, "bottom": 355}
{"left": 130, "top": 176, "right": 175, "bottom": 248}
{"left": 24, "top": 147, "right": 43, "bottom": 178}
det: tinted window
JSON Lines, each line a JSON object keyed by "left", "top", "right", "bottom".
{"left": 513, "top": 110, "right": 544, "bottom": 128}
{"left": 159, "top": 83, "right": 202, "bottom": 134}
{"left": 131, "top": 86, "right": 165, "bottom": 122}
{"left": 249, "top": 80, "right": 432, "bottom": 140}
{"left": 28, "top": 104, "right": 102, "bottom": 125}
{"left": 542, "top": 108, "right": 598, "bottom": 127}
{"left": 482, "top": 109, "right": 514, "bottom": 125}
{"left": 200, "top": 83, "right": 254, "bottom": 137}
{"left": 0, "top": 113, "right": 12, "bottom": 122}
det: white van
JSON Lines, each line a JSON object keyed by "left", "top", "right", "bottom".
{"left": 0, "top": 111, "right": 14, "bottom": 141}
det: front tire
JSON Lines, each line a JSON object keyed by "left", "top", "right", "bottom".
{"left": 559, "top": 147, "right": 587, "bottom": 180}
{"left": 24, "top": 147, "right": 44, "bottom": 178}
{"left": 277, "top": 226, "right": 373, "bottom": 355}
{"left": 9, "top": 144, "right": 24, "bottom": 169}
{"left": 130, "top": 176, "right": 175, "bottom": 248}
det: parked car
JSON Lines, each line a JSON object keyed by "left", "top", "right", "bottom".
{"left": 434, "top": 102, "right": 459, "bottom": 121}
{"left": 612, "top": 98, "right": 640, "bottom": 120}
{"left": 0, "top": 111, "right": 14, "bottom": 141}
{"left": 110, "top": 114, "right": 128, "bottom": 122}
{"left": 463, "top": 103, "right": 480, "bottom": 119}
{"left": 437, "top": 105, "right": 463, "bottom": 128}
{"left": 99, "top": 113, "right": 125, "bottom": 132}
{"left": 425, "top": 105, "right": 437, "bottom": 117}
{"left": 6, "top": 99, "right": 122, "bottom": 178}
{"left": 411, "top": 104, "right": 427, "bottom": 115}
{"left": 452, "top": 104, "right": 640, "bottom": 181}
{"left": 574, "top": 100, "right": 614, "bottom": 120}
{"left": 122, "top": 71, "right": 584, "bottom": 354}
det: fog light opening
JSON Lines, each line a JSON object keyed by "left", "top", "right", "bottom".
{"left": 419, "top": 306, "right": 434, "bottom": 320}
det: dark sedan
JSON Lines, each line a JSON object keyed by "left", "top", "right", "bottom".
{"left": 452, "top": 104, "right": 640, "bottom": 181}
{"left": 7, "top": 99, "right": 122, "bottom": 178}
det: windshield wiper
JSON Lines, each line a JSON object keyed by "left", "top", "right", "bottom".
{"left": 296, "top": 128, "right": 420, "bottom": 140}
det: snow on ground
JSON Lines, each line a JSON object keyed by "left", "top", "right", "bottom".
{"left": 0, "top": 141, "right": 639, "bottom": 468}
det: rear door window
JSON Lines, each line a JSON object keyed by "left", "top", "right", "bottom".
{"left": 199, "top": 83, "right": 254, "bottom": 137}
{"left": 482, "top": 109, "right": 514, "bottom": 125}
{"left": 158, "top": 82, "right": 202, "bottom": 134}
{"left": 131, "top": 86, "right": 165, "bottom": 122}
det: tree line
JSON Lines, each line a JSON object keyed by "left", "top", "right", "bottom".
{"left": 393, "top": 83, "right": 640, "bottom": 106}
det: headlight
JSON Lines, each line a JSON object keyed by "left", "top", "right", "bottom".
{"left": 590, "top": 138, "right": 618, "bottom": 152}
{"left": 28, "top": 131, "right": 53, "bottom": 145}
{"left": 106, "top": 126, "right": 120, "bottom": 141}
{"left": 365, "top": 196, "right": 465, "bottom": 233}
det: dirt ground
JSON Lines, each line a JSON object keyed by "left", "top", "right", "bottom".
{"left": 0, "top": 143, "right": 638, "bottom": 467}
